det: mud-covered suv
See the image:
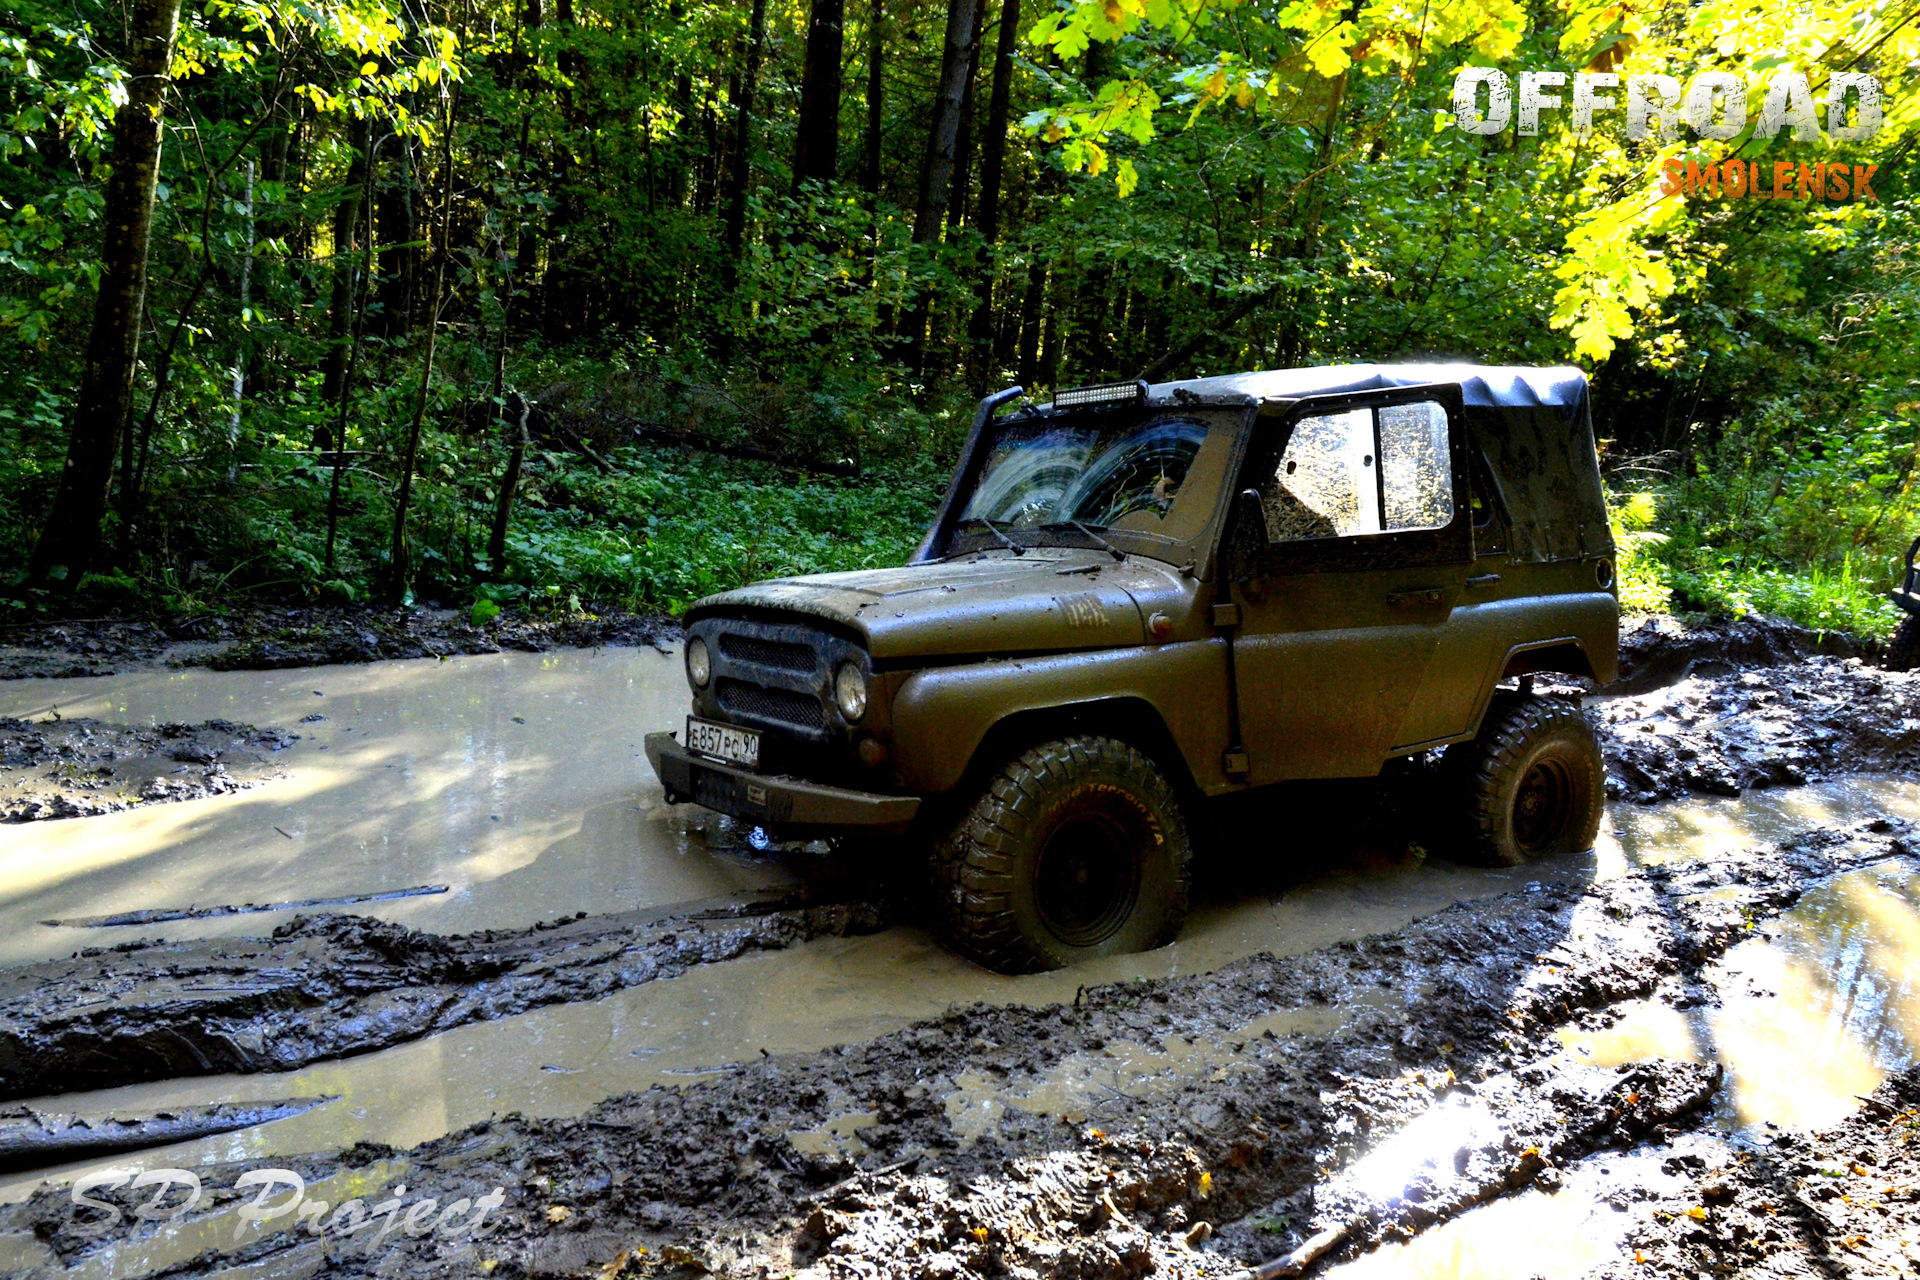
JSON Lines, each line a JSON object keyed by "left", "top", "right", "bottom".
{"left": 647, "top": 364, "right": 1619, "bottom": 973}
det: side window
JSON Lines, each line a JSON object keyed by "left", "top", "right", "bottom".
{"left": 1264, "top": 400, "right": 1454, "bottom": 543}
{"left": 1379, "top": 401, "right": 1454, "bottom": 532}
{"left": 1263, "top": 408, "right": 1376, "bottom": 541}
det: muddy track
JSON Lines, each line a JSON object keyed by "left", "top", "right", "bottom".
{"left": 0, "top": 603, "right": 677, "bottom": 680}
{"left": 0, "top": 896, "right": 887, "bottom": 1102}
{"left": 0, "top": 637, "right": 1913, "bottom": 1102}
{"left": 0, "top": 716, "right": 299, "bottom": 822}
{"left": 4, "top": 817, "right": 1908, "bottom": 1278}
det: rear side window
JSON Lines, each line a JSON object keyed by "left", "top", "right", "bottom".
{"left": 1263, "top": 400, "right": 1455, "bottom": 544}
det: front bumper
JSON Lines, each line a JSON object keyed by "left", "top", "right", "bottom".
{"left": 644, "top": 731, "right": 921, "bottom": 834}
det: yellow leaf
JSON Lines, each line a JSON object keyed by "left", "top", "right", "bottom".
{"left": 1686, "top": 1206, "right": 1708, "bottom": 1220}
{"left": 360, "top": 62, "right": 379, "bottom": 76}
{"left": 547, "top": 1205, "right": 573, "bottom": 1224}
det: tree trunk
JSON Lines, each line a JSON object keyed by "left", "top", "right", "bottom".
{"left": 903, "top": 0, "right": 981, "bottom": 371}
{"left": 318, "top": 117, "right": 372, "bottom": 449}
{"left": 862, "top": 0, "right": 883, "bottom": 197}
{"left": 791, "top": 0, "right": 844, "bottom": 193}
{"left": 1015, "top": 258, "right": 1044, "bottom": 384}
{"left": 945, "top": 0, "right": 986, "bottom": 231}
{"left": 386, "top": 93, "right": 458, "bottom": 602}
{"left": 25, "top": 0, "right": 183, "bottom": 589}
{"left": 911, "top": 0, "right": 979, "bottom": 245}
{"left": 377, "top": 130, "right": 416, "bottom": 338}
{"left": 720, "top": 0, "right": 767, "bottom": 294}
{"left": 487, "top": 391, "right": 531, "bottom": 569}
{"left": 964, "top": 0, "right": 1019, "bottom": 388}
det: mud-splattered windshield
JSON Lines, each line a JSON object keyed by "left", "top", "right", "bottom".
{"left": 950, "top": 411, "right": 1232, "bottom": 556}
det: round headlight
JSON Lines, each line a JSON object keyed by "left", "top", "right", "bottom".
{"left": 686, "top": 637, "right": 712, "bottom": 688}
{"left": 835, "top": 662, "right": 869, "bottom": 721}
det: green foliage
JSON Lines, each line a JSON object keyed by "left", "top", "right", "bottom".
{"left": 3, "top": 0, "right": 1918, "bottom": 642}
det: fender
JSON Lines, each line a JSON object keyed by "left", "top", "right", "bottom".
{"left": 889, "top": 641, "right": 1234, "bottom": 795}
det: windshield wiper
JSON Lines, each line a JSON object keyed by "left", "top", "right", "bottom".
{"left": 1044, "top": 520, "right": 1126, "bottom": 562}
{"left": 960, "top": 517, "right": 1026, "bottom": 555}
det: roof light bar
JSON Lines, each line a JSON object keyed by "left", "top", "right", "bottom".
{"left": 1053, "top": 380, "right": 1148, "bottom": 409}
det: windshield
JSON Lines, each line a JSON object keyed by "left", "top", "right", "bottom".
{"left": 950, "top": 410, "right": 1233, "bottom": 555}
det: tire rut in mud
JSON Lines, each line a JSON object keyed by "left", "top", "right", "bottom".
{"left": 0, "top": 898, "right": 885, "bottom": 1102}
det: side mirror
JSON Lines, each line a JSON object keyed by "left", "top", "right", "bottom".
{"left": 1225, "top": 488, "right": 1267, "bottom": 583}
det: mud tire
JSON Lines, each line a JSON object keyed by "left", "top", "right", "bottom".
{"left": 1457, "top": 697, "right": 1604, "bottom": 867}
{"left": 1887, "top": 615, "right": 1920, "bottom": 672}
{"left": 933, "top": 736, "right": 1191, "bottom": 974}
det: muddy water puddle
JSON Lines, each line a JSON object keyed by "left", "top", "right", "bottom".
{"left": 1563, "top": 859, "right": 1920, "bottom": 1136}
{"left": 1328, "top": 811, "right": 1920, "bottom": 1279}
{"left": 0, "top": 650, "right": 790, "bottom": 964}
{"left": 1326, "top": 1146, "right": 1695, "bottom": 1280}
{"left": 1598, "top": 773, "right": 1920, "bottom": 877}
{"left": 8, "top": 780, "right": 1919, "bottom": 1211}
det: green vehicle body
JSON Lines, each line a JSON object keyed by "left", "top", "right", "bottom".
{"left": 646, "top": 363, "right": 1618, "bottom": 847}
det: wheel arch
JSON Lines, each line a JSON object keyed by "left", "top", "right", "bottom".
{"left": 959, "top": 697, "right": 1202, "bottom": 804}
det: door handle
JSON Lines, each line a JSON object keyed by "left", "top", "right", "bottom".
{"left": 1466, "top": 573, "right": 1502, "bottom": 587}
{"left": 1386, "top": 587, "right": 1445, "bottom": 607}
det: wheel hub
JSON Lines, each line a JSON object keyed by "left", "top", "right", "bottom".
{"left": 1512, "top": 755, "right": 1576, "bottom": 853}
{"left": 1034, "top": 814, "right": 1141, "bottom": 948}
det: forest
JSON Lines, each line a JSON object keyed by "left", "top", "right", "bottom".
{"left": 2, "top": 0, "right": 1917, "bottom": 637}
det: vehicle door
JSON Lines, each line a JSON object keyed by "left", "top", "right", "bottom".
{"left": 1223, "top": 385, "right": 1475, "bottom": 782}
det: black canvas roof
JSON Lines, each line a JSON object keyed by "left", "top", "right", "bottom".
{"left": 1150, "top": 363, "right": 1609, "bottom": 564}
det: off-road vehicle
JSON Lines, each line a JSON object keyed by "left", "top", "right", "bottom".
{"left": 647, "top": 364, "right": 1619, "bottom": 973}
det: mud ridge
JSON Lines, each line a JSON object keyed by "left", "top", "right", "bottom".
{"left": 0, "top": 716, "right": 297, "bottom": 821}
{"left": 1591, "top": 1063, "right": 1920, "bottom": 1278}
{"left": 1592, "top": 652, "right": 1920, "bottom": 802}
{"left": 1610, "top": 612, "right": 1871, "bottom": 696}
{"left": 0, "top": 897, "right": 887, "bottom": 1102}
{"left": 5, "top": 817, "right": 1908, "bottom": 1278}
{"left": 0, "top": 603, "right": 678, "bottom": 680}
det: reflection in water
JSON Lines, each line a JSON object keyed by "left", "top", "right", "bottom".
{"left": 1598, "top": 774, "right": 1920, "bottom": 879}
{"left": 1326, "top": 1149, "right": 1689, "bottom": 1280}
{"left": 1337, "top": 835, "right": 1920, "bottom": 1280}
{"left": 0, "top": 650, "right": 790, "bottom": 963}
{"left": 1565, "top": 861, "right": 1920, "bottom": 1136}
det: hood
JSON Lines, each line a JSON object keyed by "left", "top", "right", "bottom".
{"left": 686, "top": 549, "right": 1192, "bottom": 661}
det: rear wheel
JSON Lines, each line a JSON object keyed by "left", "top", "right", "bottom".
{"left": 933, "top": 736, "right": 1191, "bottom": 973}
{"left": 1887, "top": 615, "right": 1920, "bottom": 672}
{"left": 1455, "top": 697, "right": 1604, "bottom": 867}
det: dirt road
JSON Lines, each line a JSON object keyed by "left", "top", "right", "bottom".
{"left": 0, "top": 612, "right": 1916, "bottom": 1279}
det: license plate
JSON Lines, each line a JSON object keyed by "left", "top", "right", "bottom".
{"left": 685, "top": 717, "right": 760, "bottom": 769}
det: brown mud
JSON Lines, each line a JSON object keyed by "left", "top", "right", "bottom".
{"left": 0, "top": 815, "right": 1906, "bottom": 1278}
{"left": 0, "top": 603, "right": 676, "bottom": 681}
{"left": 0, "top": 717, "right": 298, "bottom": 822}
{"left": 0, "top": 893, "right": 885, "bottom": 1102}
{"left": 0, "top": 612, "right": 1915, "bottom": 1276}
{"left": 1591, "top": 1063, "right": 1920, "bottom": 1278}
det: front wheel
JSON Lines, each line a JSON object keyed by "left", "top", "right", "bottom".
{"left": 1887, "top": 615, "right": 1920, "bottom": 672}
{"left": 933, "top": 736, "right": 1192, "bottom": 974}
{"left": 1455, "top": 697, "right": 1605, "bottom": 867}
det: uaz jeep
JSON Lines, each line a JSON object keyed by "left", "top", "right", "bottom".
{"left": 647, "top": 364, "right": 1618, "bottom": 973}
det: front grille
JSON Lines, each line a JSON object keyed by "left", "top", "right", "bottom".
{"left": 717, "top": 678, "right": 827, "bottom": 731}
{"left": 719, "top": 632, "right": 816, "bottom": 673}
